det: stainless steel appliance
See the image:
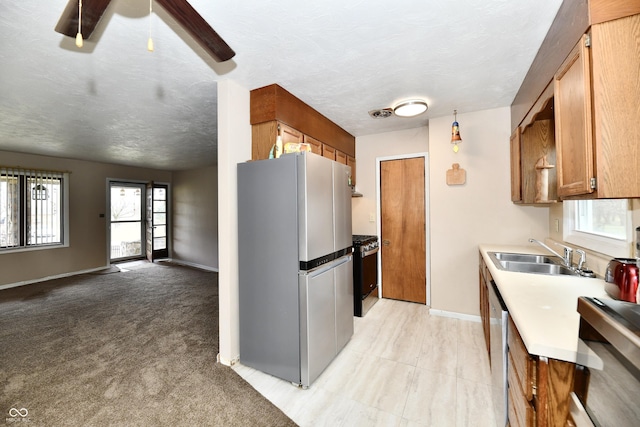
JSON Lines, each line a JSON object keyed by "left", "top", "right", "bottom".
{"left": 489, "top": 282, "right": 508, "bottom": 427}
{"left": 571, "top": 297, "right": 640, "bottom": 426}
{"left": 352, "top": 235, "right": 379, "bottom": 317}
{"left": 237, "top": 152, "right": 354, "bottom": 387}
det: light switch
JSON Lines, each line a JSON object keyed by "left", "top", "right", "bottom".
{"left": 369, "top": 213, "right": 375, "bottom": 222}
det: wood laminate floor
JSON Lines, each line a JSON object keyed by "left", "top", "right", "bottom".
{"left": 234, "top": 298, "right": 496, "bottom": 426}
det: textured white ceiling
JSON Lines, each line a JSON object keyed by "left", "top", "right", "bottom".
{"left": 0, "top": 0, "right": 563, "bottom": 170}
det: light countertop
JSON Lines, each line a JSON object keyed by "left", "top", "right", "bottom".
{"left": 479, "top": 244, "right": 608, "bottom": 369}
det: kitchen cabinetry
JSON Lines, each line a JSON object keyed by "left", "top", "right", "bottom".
{"left": 322, "top": 144, "right": 336, "bottom": 161}
{"left": 335, "top": 150, "right": 347, "bottom": 165}
{"left": 510, "top": 85, "right": 557, "bottom": 205}
{"left": 303, "top": 135, "right": 322, "bottom": 155}
{"left": 347, "top": 156, "right": 356, "bottom": 187}
{"left": 554, "top": 14, "right": 640, "bottom": 199}
{"left": 250, "top": 84, "right": 355, "bottom": 163}
{"left": 479, "top": 254, "right": 491, "bottom": 361}
{"left": 508, "top": 317, "right": 583, "bottom": 426}
{"left": 510, "top": 127, "right": 522, "bottom": 203}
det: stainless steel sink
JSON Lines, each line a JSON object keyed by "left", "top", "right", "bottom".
{"left": 487, "top": 251, "right": 580, "bottom": 276}
{"left": 497, "top": 261, "right": 578, "bottom": 276}
{"left": 491, "top": 252, "right": 561, "bottom": 264}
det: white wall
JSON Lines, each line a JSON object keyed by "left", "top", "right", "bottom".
{"left": 353, "top": 127, "right": 429, "bottom": 235}
{"left": 354, "top": 112, "right": 549, "bottom": 316}
{"left": 217, "top": 79, "right": 251, "bottom": 365}
{"left": 429, "top": 107, "right": 549, "bottom": 315}
{"left": 172, "top": 165, "right": 219, "bottom": 271}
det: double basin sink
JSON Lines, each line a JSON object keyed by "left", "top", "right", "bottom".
{"left": 488, "top": 252, "right": 579, "bottom": 276}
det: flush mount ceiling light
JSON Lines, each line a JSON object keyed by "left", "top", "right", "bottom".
{"left": 393, "top": 100, "right": 428, "bottom": 118}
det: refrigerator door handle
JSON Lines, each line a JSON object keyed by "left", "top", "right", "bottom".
{"left": 303, "top": 255, "right": 352, "bottom": 278}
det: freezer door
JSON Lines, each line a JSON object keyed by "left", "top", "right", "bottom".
{"left": 335, "top": 256, "right": 354, "bottom": 351}
{"left": 333, "top": 162, "right": 353, "bottom": 252}
{"left": 298, "top": 153, "right": 335, "bottom": 262}
{"left": 299, "top": 261, "right": 338, "bottom": 387}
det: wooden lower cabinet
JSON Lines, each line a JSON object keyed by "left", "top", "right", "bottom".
{"left": 508, "top": 317, "right": 578, "bottom": 426}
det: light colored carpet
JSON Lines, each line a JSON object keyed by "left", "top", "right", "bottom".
{"left": 0, "top": 263, "right": 297, "bottom": 426}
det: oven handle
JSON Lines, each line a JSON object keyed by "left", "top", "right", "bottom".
{"left": 362, "top": 247, "right": 379, "bottom": 257}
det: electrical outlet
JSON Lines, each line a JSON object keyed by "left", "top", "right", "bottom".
{"left": 369, "top": 213, "right": 375, "bottom": 223}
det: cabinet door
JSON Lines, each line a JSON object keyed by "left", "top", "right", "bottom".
{"left": 322, "top": 144, "right": 336, "bottom": 160}
{"left": 554, "top": 35, "right": 595, "bottom": 197}
{"left": 590, "top": 14, "right": 640, "bottom": 198}
{"left": 347, "top": 156, "right": 356, "bottom": 187}
{"left": 510, "top": 127, "right": 522, "bottom": 203}
{"left": 336, "top": 150, "right": 347, "bottom": 165}
{"left": 280, "top": 122, "right": 303, "bottom": 144}
{"left": 303, "top": 134, "right": 322, "bottom": 155}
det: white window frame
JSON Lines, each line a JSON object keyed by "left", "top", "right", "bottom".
{"left": 0, "top": 168, "right": 70, "bottom": 253}
{"left": 563, "top": 199, "right": 633, "bottom": 257}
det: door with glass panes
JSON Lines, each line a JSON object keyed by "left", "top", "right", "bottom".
{"left": 146, "top": 183, "right": 168, "bottom": 261}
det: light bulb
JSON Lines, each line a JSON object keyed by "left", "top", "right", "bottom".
{"left": 75, "top": 33, "right": 83, "bottom": 48}
{"left": 453, "top": 144, "right": 459, "bottom": 153}
{"left": 147, "top": 38, "right": 154, "bottom": 52}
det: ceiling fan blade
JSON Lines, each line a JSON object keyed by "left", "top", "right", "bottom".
{"left": 55, "top": 0, "right": 112, "bottom": 39}
{"left": 155, "top": 0, "right": 235, "bottom": 62}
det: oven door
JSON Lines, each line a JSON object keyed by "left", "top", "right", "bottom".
{"left": 361, "top": 246, "right": 378, "bottom": 297}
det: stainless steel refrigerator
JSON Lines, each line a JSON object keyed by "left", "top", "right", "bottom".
{"left": 238, "top": 152, "right": 354, "bottom": 387}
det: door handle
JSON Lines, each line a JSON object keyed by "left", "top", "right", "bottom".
{"left": 381, "top": 240, "right": 390, "bottom": 246}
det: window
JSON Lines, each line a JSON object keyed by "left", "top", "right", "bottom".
{"left": 1, "top": 167, "right": 68, "bottom": 251}
{"left": 563, "top": 199, "right": 632, "bottom": 257}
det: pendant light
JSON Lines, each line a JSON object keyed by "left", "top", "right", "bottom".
{"left": 451, "top": 110, "right": 462, "bottom": 153}
{"left": 75, "top": 0, "right": 83, "bottom": 48}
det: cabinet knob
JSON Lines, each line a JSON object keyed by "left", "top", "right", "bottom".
{"left": 381, "top": 240, "right": 390, "bottom": 246}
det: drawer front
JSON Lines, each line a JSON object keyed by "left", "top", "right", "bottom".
{"left": 508, "top": 317, "right": 534, "bottom": 401}
{"left": 508, "top": 354, "right": 536, "bottom": 426}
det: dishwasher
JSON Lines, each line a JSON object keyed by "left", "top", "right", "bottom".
{"left": 489, "top": 281, "right": 508, "bottom": 427}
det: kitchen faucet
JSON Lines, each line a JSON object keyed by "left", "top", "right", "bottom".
{"left": 528, "top": 238, "right": 574, "bottom": 267}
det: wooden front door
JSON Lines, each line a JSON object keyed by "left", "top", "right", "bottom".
{"left": 380, "top": 157, "right": 426, "bottom": 304}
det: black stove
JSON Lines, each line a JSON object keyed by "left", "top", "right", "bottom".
{"left": 352, "top": 235, "right": 379, "bottom": 317}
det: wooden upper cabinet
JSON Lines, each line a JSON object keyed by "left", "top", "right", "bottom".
{"left": 347, "top": 156, "right": 356, "bottom": 187}
{"left": 510, "top": 128, "right": 522, "bottom": 203}
{"left": 335, "top": 150, "right": 347, "bottom": 165}
{"left": 554, "top": 14, "right": 640, "bottom": 199}
{"left": 303, "top": 135, "right": 322, "bottom": 155}
{"left": 322, "top": 144, "right": 336, "bottom": 161}
{"left": 511, "top": 83, "right": 557, "bottom": 205}
{"left": 590, "top": 14, "right": 640, "bottom": 198}
{"left": 554, "top": 34, "right": 595, "bottom": 198}
{"left": 280, "top": 123, "right": 303, "bottom": 144}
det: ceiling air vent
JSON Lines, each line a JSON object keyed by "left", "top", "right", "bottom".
{"left": 368, "top": 108, "right": 393, "bottom": 119}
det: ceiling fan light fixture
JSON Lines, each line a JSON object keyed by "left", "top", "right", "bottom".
{"left": 393, "top": 100, "right": 428, "bottom": 118}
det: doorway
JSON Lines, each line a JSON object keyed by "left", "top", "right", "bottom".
{"left": 108, "top": 181, "right": 169, "bottom": 263}
{"left": 109, "top": 182, "right": 145, "bottom": 262}
{"left": 146, "top": 183, "right": 169, "bottom": 261}
{"left": 377, "top": 154, "right": 429, "bottom": 305}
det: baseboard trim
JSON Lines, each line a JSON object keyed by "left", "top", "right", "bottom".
{"left": 217, "top": 353, "right": 240, "bottom": 367}
{"left": 429, "top": 309, "right": 481, "bottom": 323}
{"left": 167, "top": 259, "right": 219, "bottom": 272}
{"left": 0, "top": 265, "right": 110, "bottom": 291}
